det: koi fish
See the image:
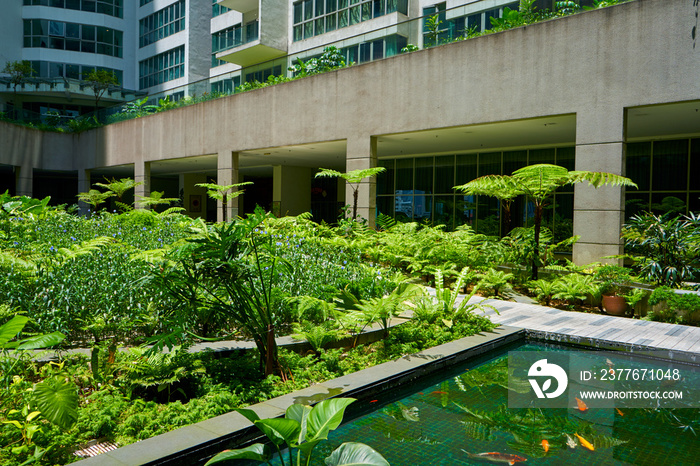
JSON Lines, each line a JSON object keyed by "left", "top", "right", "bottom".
{"left": 369, "top": 400, "right": 378, "bottom": 403}
{"left": 461, "top": 450, "right": 527, "bottom": 465}
{"left": 575, "top": 397, "right": 588, "bottom": 412}
{"left": 418, "top": 392, "right": 424, "bottom": 395}
{"left": 432, "top": 390, "right": 447, "bottom": 394}
{"left": 565, "top": 434, "right": 577, "bottom": 449}
{"left": 541, "top": 439, "right": 549, "bottom": 453}
{"left": 615, "top": 408, "right": 624, "bottom": 416}
{"left": 575, "top": 433, "right": 595, "bottom": 451}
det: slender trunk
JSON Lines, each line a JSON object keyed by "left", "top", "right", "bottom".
{"left": 264, "top": 323, "right": 278, "bottom": 376}
{"left": 502, "top": 200, "right": 512, "bottom": 236}
{"left": 352, "top": 188, "right": 358, "bottom": 221}
{"left": 532, "top": 203, "right": 542, "bottom": 280}
{"left": 222, "top": 199, "right": 227, "bottom": 223}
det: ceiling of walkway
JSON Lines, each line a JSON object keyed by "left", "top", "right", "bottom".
{"left": 90, "top": 100, "right": 699, "bottom": 178}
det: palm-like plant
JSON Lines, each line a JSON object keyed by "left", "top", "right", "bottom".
{"left": 94, "top": 177, "right": 144, "bottom": 210}
{"left": 135, "top": 190, "right": 180, "bottom": 209}
{"left": 76, "top": 189, "right": 114, "bottom": 215}
{"left": 315, "top": 167, "right": 386, "bottom": 222}
{"left": 455, "top": 164, "right": 637, "bottom": 279}
{"left": 196, "top": 181, "right": 253, "bottom": 222}
{"left": 478, "top": 269, "right": 514, "bottom": 298}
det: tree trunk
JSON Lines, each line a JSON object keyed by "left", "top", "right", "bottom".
{"left": 532, "top": 203, "right": 543, "bottom": 280}
{"left": 264, "top": 323, "right": 278, "bottom": 376}
{"left": 352, "top": 188, "right": 358, "bottom": 221}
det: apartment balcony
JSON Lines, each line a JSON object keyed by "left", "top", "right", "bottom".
{"left": 0, "top": 77, "right": 144, "bottom": 103}
{"left": 216, "top": 0, "right": 288, "bottom": 67}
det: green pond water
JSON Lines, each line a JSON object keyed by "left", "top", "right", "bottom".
{"left": 299, "top": 342, "right": 700, "bottom": 466}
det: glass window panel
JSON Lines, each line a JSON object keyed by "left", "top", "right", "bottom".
{"left": 294, "top": 24, "right": 303, "bottom": 41}
{"left": 455, "top": 194, "right": 476, "bottom": 228}
{"left": 349, "top": 5, "right": 360, "bottom": 24}
{"left": 435, "top": 155, "right": 455, "bottom": 194}
{"left": 467, "top": 14, "right": 481, "bottom": 33}
{"left": 415, "top": 157, "right": 433, "bottom": 193}
{"left": 294, "top": 2, "right": 303, "bottom": 23}
{"left": 485, "top": 8, "right": 499, "bottom": 29}
{"left": 359, "top": 41, "right": 371, "bottom": 62}
{"left": 651, "top": 193, "right": 687, "bottom": 215}
{"left": 326, "top": 14, "right": 336, "bottom": 32}
{"left": 503, "top": 150, "right": 526, "bottom": 175}
{"left": 528, "top": 148, "right": 555, "bottom": 165}
{"left": 315, "top": 0, "right": 324, "bottom": 16}
{"left": 315, "top": 18, "right": 324, "bottom": 35}
{"left": 81, "top": 41, "right": 95, "bottom": 52}
{"left": 556, "top": 146, "right": 575, "bottom": 169}
{"left": 362, "top": 2, "right": 371, "bottom": 21}
{"left": 304, "top": 0, "right": 313, "bottom": 20}
{"left": 65, "top": 64, "right": 79, "bottom": 79}
{"left": 386, "top": 0, "right": 396, "bottom": 13}
{"left": 338, "top": 9, "right": 348, "bottom": 27}
{"left": 65, "top": 22, "right": 79, "bottom": 39}
{"left": 394, "top": 194, "right": 413, "bottom": 221}
{"left": 456, "top": 153, "right": 477, "bottom": 185}
{"left": 477, "top": 196, "right": 500, "bottom": 236}
{"left": 691, "top": 138, "right": 700, "bottom": 191}
{"left": 434, "top": 195, "right": 455, "bottom": 229}
{"left": 49, "top": 21, "right": 64, "bottom": 37}
{"left": 553, "top": 193, "right": 573, "bottom": 242}
{"left": 653, "top": 140, "right": 688, "bottom": 191}
{"left": 372, "top": 39, "right": 383, "bottom": 60}
{"left": 377, "top": 196, "right": 394, "bottom": 218}
{"left": 373, "top": 0, "right": 384, "bottom": 17}
{"left": 385, "top": 35, "right": 397, "bottom": 57}
{"left": 339, "top": 0, "right": 348, "bottom": 8}
{"left": 626, "top": 142, "right": 651, "bottom": 192}
{"left": 24, "top": 20, "right": 32, "bottom": 36}
{"left": 396, "top": 0, "right": 407, "bottom": 14}
{"left": 377, "top": 159, "right": 394, "bottom": 195}
{"left": 83, "top": 0, "right": 95, "bottom": 11}
{"left": 625, "top": 193, "right": 649, "bottom": 220}
{"left": 395, "top": 158, "right": 413, "bottom": 191}
{"left": 50, "top": 37, "right": 64, "bottom": 49}
{"left": 414, "top": 195, "right": 432, "bottom": 220}
{"left": 304, "top": 21, "right": 313, "bottom": 38}
{"left": 65, "top": 39, "right": 80, "bottom": 51}
{"left": 326, "top": 0, "right": 337, "bottom": 12}
{"left": 478, "top": 152, "right": 501, "bottom": 176}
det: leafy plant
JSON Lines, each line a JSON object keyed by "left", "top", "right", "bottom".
{"left": 196, "top": 181, "right": 253, "bottom": 222}
{"left": 527, "top": 279, "right": 557, "bottom": 306}
{"left": 83, "top": 68, "right": 119, "bottom": 111}
{"left": 478, "top": 269, "right": 514, "bottom": 298}
{"left": 455, "top": 164, "right": 636, "bottom": 279}
{"left": 552, "top": 273, "right": 595, "bottom": 306}
{"left": 204, "top": 398, "right": 389, "bottom": 466}
{"left": 315, "top": 167, "right": 386, "bottom": 222}
{"left": 622, "top": 212, "right": 700, "bottom": 288}
{"left": 593, "top": 264, "right": 633, "bottom": 296}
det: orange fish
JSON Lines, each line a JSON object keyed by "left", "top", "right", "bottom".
{"left": 575, "top": 433, "right": 594, "bottom": 451}
{"left": 541, "top": 439, "right": 549, "bottom": 453}
{"left": 575, "top": 397, "right": 588, "bottom": 412}
{"left": 432, "top": 390, "right": 447, "bottom": 394}
{"left": 369, "top": 399, "right": 378, "bottom": 403}
{"left": 462, "top": 450, "right": 527, "bottom": 465}
{"left": 615, "top": 408, "right": 624, "bottom": 416}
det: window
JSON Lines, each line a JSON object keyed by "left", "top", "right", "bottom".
{"left": 24, "top": 19, "right": 123, "bottom": 57}
{"left": 29, "top": 60, "right": 123, "bottom": 84}
{"left": 292, "top": 0, "right": 407, "bottom": 42}
{"left": 211, "top": 76, "right": 241, "bottom": 94}
{"left": 339, "top": 34, "right": 406, "bottom": 64}
{"left": 377, "top": 147, "right": 576, "bottom": 236}
{"left": 139, "top": 46, "right": 185, "bottom": 89}
{"left": 212, "top": 0, "right": 230, "bottom": 16}
{"left": 626, "top": 139, "right": 699, "bottom": 218}
{"left": 139, "top": 1, "right": 185, "bottom": 48}
{"left": 212, "top": 24, "right": 243, "bottom": 66}
{"left": 24, "top": 0, "right": 123, "bottom": 18}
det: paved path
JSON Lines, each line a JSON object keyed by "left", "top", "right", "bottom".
{"left": 460, "top": 295, "right": 700, "bottom": 363}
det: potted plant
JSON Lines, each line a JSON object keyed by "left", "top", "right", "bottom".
{"left": 594, "top": 265, "right": 633, "bottom": 316}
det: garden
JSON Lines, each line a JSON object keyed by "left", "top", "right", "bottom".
{"left": 1, "top": 163, "right": 699, "bottom": 465}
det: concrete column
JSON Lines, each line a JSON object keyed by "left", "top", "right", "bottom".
{"left": 345, "top": 135, "right": 378, "bottom": 227}
{"left": 78, "top": 169, "right": 91, "bottom": 215}
{"left": 272, "top": 165, "right": 312, "bottom": 217}
{"left": 217, "top": 150, "right": 239, "bottom": 222}
{"left": 134, "top": 160, "right": 151, "bottom": 209}
{"left": 15, "top": 164, "right": 32, "bottom": 198}
{"left": 572, "top": 108, "right": 626, "bottom": 265}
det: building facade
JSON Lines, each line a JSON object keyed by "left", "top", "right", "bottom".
{"left": 0, "top": 0, "right": 699, "bottom": 264}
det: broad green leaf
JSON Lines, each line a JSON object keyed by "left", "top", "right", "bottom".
{"left": 255, "top": 418, "right": 301, "bottom": 446}
{"left": 0, "top": 316, "right": 29, "bottom": 347}
{"left": 324, "top": 442, "right": 390, "bottom": 466}
{"left": 307, "top": 398, "right": 355, "bottom": 442}
{"left": 26, "top": 411, "right": 41, "bottom": 422}
{"left": 286, "top": 404, "right": 312, "bottom": 445}
{"left": 17, "top": 332, "right": 65, "bottom": 350}
{"left": 3, "top": 420, "right": 22, "bottom": 429}
{"left": 204, "top": 444, "right": 271, "bottom": 465}
{"left": 33, "top": 376, "right": 78, "bottom": 430}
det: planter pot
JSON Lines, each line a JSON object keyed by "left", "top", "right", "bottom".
{"left": 602, "top": 295, "right": 628, "bottom": 316}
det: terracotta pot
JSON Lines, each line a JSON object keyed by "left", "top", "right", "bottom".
{"left": 602, "top": 295, "right": 628, "bottom": 316}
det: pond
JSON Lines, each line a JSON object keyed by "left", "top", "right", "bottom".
{"left": 300, "top": 341, "right": 700, "bottom": 466}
